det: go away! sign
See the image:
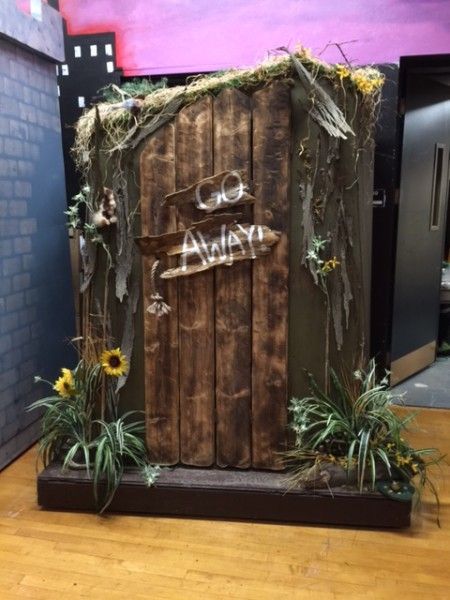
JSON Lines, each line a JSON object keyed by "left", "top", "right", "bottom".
{"left": 135, "top": 170, "right": 280, "bottom": 279}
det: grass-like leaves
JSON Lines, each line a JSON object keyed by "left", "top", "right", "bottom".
{"left": 287, "top": 360, "right": 443, "bottom": 507}
{"left": 28, "top": 359, "right": 160, "bottom": 513}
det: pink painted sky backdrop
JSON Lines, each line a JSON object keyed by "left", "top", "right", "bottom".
{"left": 57, "top": 0, "right": 450, "bottom": 76}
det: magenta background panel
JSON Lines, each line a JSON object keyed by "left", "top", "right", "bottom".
{"left": 58, "top": 0, "right": 450, "bottom": 76}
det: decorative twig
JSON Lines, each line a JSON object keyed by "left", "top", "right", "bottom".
{"left": 318, "top": 40, "right": 359, "bottom": 66}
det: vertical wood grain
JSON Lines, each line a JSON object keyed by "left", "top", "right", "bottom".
{"left": 176, "top": 97, "right": 215, "bottom": 466}
{"left": 140, "top": 123, "right": 179, "bottom": 465}
{"left": 251, "top": 82, "right": 291, "bottom": 470}
{"left": 213, "top": 88, "right": 252, "bottom": 468}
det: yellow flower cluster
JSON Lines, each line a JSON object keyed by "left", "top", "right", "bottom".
{"left": 334, "top": 64, "right": 384, "bottom": 95}
{"left": 395, "top": 453, "right": 411, "bottom": 466}
{"left": 395, "top": 452, "right": 420, "bottom": 474}
{"left": 350, "top": 68, "right": 384, "bottom": 95}
{"left": 337, "top": 456, "right": 357, "bottom": 469}
{"left": 53, "top": 368, "right": 75, "bottom": 398}
{"left": 335, "top": 64, "right": 351, "bottom": 80}
{"left": 321, "top": 256, "right": 340, "bottom": 274}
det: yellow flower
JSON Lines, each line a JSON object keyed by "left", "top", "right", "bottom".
{"left": 53, "top": 368, "right": 75, "bottom": 398}
{"left": 321, "top": 257, "right": 340, "bottom": 273}
{"left": 100, "top": 348, "right": 128, "bottom": 377}
{"left": 295, "top": 45, "right": 313, "bottom": 61}
{"left": 395, "top": 452, "right": 412, "bottom": 467}
{"left": 336, "top": 64, "right": 351, "bottom": 79}
{"left": 351, "top": 68, "right": 384, "bottom": 95}
{"left": 328, "top": 256, "right": 340, "bottom": 269}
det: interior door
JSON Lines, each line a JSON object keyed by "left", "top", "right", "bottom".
{"left": 391, "top": 72, "right": 450, "bottom": 384}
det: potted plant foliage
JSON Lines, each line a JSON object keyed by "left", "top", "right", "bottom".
{"left": 29, "top": 348, "right": 160, "bottom": 513}
{"left": 286, "top": 361, "right": 443, "bottom": 519}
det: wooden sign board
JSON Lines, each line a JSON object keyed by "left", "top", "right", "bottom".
{"left": 136, "top": 213, "right": 280, "bottom": 279}
{"left": 163, "top": 170, "right": 255, "bottom": 213}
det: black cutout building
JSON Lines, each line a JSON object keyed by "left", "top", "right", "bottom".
{"left": 57, "top": 24, "right": 122, "bottom": 200}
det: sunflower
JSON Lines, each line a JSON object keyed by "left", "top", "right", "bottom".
{"left": 53, "top": 368, "right": 76, "bottom": 398}
{"left": 100, "top": 348, "right": 128, "bottom": 377}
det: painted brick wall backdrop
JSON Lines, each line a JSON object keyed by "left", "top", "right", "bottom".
{"left": 0, "top": 0, "right": 75, "bottom": 469}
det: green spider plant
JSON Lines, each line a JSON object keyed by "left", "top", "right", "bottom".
{"left": 92, "top": 412, "right": 160, "bottom": 513}
{"left": 29, "top": 360, "right": 101, "bottom": 470}
{"left": 286, "top": 360, "right": 443, "bottom": 502}
{"left": 29, "top": 359, "right": 160, "bottom": 513}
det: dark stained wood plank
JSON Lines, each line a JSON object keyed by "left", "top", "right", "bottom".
{"left": 251, "top": 82, "right": 291, "bottom": 470}
{"left": 213, "top": 88, "right": 253, "bottom": 468}
{"left": 176, "top": 97, "right": 215, "bottom": 466}
{"left": 140, "top": 122, "right": 179, "bottom": 465}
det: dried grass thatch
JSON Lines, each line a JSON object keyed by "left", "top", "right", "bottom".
{"left": 73, "top": 48, "right": 383, "bottom": 179}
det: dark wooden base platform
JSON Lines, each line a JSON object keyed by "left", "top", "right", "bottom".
{"left": 37, "top": 465, "right": 411, "bottom": 528}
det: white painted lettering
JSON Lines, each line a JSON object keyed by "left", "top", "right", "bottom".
{"left": 194, "top": 171, "right": 245, "bottom": 211}
{"left": 221, "top": 170, "right": 244, "bottom": 204}
{"left": 180, "top": 229, "right": 207, "bottom": 272}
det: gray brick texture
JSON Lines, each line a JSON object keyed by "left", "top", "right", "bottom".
{"left": 0, "top": 35, "right": 67, "bottom": 469}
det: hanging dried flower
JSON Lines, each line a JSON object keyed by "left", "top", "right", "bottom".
{"left": 147, "top": 293, "right": 172, "bottom": 317}
{"left": 147, "top": 259, "right": 171, "bottom": 318}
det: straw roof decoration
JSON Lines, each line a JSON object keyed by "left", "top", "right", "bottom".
{"left": 73, "top": 47, "right": 383, "bottom": 179}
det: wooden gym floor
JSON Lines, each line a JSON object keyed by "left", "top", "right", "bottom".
{"left": 0, "top": 407, "right": 449, "bottom": 599}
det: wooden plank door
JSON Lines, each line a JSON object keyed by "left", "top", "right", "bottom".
{"left": 141, "top": 82, "right": 291, "bottom": 470}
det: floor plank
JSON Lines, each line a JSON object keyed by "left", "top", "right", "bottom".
{"left": 0, "top": 406, "right": 449, "bottom": 599}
